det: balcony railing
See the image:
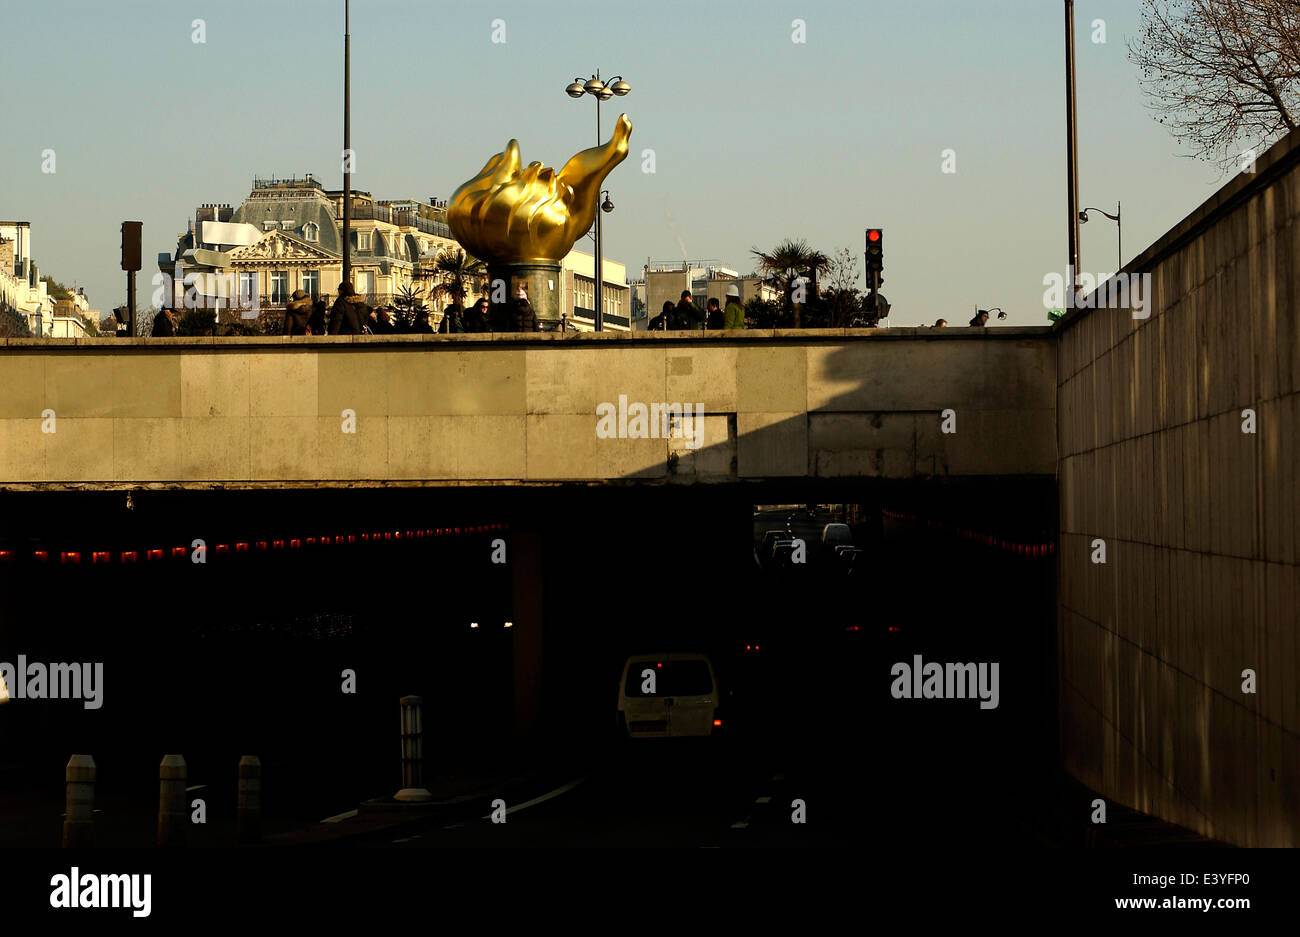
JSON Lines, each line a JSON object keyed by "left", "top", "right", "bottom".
{"left": 345, "top": 202, "right": 453, "bottom": 238}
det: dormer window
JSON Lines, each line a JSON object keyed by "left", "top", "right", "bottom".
{"left": 358, "top": 231, "right": 371, "bottom": 250}
{"left": 303, "top": 222, "right": 319, "bottom": 242}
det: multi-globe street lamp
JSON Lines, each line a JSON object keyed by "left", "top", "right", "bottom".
{"left": 565, "top": 70, "right": 630, "bottom": 331}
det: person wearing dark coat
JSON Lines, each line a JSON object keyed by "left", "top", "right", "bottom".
{"left": 412, "top": 311, "right": 434, "bottom": 333}
{"left": 510, "top": 298, "right": 538, "bottom": 332}
{"left": 151, "top": 307, "right": 177, "bottom": 337}
{"left": 308, "top": 299, "right": 327, "bottom": 335}
{"left": 705, "top": 297, "right": 723, "bottom": 330}
{"left": 647, "top": 301, "right": 673, "bottom": 331}
{"left": 673, "top": 290, "right": 703, "bottom": 330}
{"left": 328, "top": 281, "right": 366, "bottom": 335}
{"left": 284, "top": 289, "right": 311, "bottom": 335}
{"left": 463, "top": 298, "right": 488, "bottom": 333}
{"left": 439, "top": 304, "right": 465, "bottom": 334}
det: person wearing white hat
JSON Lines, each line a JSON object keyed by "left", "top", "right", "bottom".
{"left": 723, "top": 284, "right": 745, "bottom": 330}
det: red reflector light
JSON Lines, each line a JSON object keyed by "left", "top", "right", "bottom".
{"left": 713, "top": 719, "right": 722, "bottom": 727}
{"left": 290, "top": 539, "right": 301, "bottom": 549}
{"left": 171, "top": 547, "right": 187, "bottom": 559}
{"left": 61, "top": 552, "right": 81, "bottom": 564}
{"left": 0, "top": 550, "right": 14, "bottom": 563}
{"left": 235, "top": 542, "right": 249, "bottom": 553}
{"left": 91, "top": 551, "right": 110, "bottom": 564}
{"left": 255, "top": 541, "right": 268, "bottom": 551}
{"left": 347, "top": 535, "right": 356, "bottom": 544}
{"left": 120, "top": 551, "right": 137, "bottom": 563}
{"left": 146, "top": 549, "right": 164, "bottom": 561}
{"left": 304, "top": 538, "right": 315, "bottom": 547}
{"left": 272, "top": 540, "right": 284, "bottom": 550}
{"left": 215, "top": 544, "right": 229, "bottom": 554}
{"left": 33, "top": 550, "right": 49, "bottom": 562}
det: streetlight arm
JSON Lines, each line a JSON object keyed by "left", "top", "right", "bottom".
{"left": 1080, "top": 207, "right": 1120, "bottom": 222}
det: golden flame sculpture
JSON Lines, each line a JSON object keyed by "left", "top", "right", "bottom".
{"left": 448, "top": 114, "right": 632, "bottom": 264}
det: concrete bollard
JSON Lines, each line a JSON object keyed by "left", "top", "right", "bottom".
{"left": 237, "top": 755, "right": 261, "bottom": 844}
{"left": 157, "top": 754, "right": 187, "bottom": 847}
{"left": 394, "top": 695, "right": 431, "bottom": 803}
{"left": 62, "top": 754, "right": 96, "bottom": 848}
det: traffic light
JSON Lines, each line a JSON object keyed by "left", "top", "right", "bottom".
{"left": 865, "top": 228, "right": 883, "bottom": 275}
{"left": 120, "top": 221, "right": 142, "bottom": 272}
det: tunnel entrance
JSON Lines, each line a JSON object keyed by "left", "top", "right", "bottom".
{"left": 0, "top": 477, "right": 1058, "bottom": 843}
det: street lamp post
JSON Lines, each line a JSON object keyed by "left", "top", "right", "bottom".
{"left": 342, "top": 0, "right": 352, "bottom": 292}
{"left": 1064, "top": 0, "right": 1081, "bottom": 290}
{"left": 1080, "top": 202, "right": 1122, "bottom": 270}
{"left": 566, "top": 70, "right": 630, "bottom": 331}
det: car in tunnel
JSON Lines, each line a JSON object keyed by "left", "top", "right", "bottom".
{"left": 616, "top": 653, "right": 720, "bottom": 739}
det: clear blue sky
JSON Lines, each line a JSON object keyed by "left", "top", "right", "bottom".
{"left": 1, "top": 0, "right": 1240, "bottom": 324}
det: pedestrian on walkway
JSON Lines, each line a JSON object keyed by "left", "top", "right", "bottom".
{"left": 440, "top": 303, "right": 465, "bottom": 333}
{"left": 328, "top": 282, "right": 366, "bottom": 334}
{"left": 284, "top": 289, "right": 311, "bottom": 336}
{"left": 673, "top": 290, "right": 703, "bottom": 330}
{"left": 464, "top": 297, "right": 488, "bottom": 333}
{"left": 510, "top": 296, "right": 538, "bottom": 332}
{"left": 151, "top": 307, "right": 177, "bottom": 337}
{"left": 968, "top": 310, "right": 988, "bottom": 327}
{"left": 648, "top": 301, "right": 672, "bottom": 331}
{"left": 705, "top": 297, "right": 723, "bottom": 330}
{"left": 723, "top": 285, "right": 745, "bottom": 330}
{"left": 308, "top": 299, "right": 327, "bottom": 335}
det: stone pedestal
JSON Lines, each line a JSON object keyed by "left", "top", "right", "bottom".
{"left": 487, "top": 260, "right": 562, "bottom": 329}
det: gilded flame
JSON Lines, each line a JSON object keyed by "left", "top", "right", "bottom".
{"left": 448, "top": 114, "right": 632, "bottom": 264}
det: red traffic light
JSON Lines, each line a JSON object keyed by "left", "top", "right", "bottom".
{"left": 867, "top": 229, "right": 881, "bottom": 242}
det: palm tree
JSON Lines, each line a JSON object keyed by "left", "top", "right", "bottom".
{"left": 750, "top": 239, "right": 830, "bottom": 329}
{"left": 393, "top": 283, "right": 426, "bottom": 331}
{"left": 429, "top": 246, "right": 486, "bottom": 309}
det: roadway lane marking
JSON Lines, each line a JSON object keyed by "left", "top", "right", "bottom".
{"left": 186, "top": 785, "right": 207, "bottom": 792}
{"left": 730, "top": 820, "right": 749, "bottom": 829}
{"left": 320, "top": 809, "right": 359, "bottom": 824}
{"left": 755, "top": 796, "right": 771, "bottom": 804}
{"left": 480, "top": 776, "right": 587, "bottom": 819}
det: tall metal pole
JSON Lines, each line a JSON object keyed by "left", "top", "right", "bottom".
{"left": 1116, "top": 200, "right": 1122, "bottom": 270}
{"left": 593, "top": 70, "right": 603, "bottom": 332}
{"left": 1065, "top": 0, "right": 1081, "bottom": 292}
{"left": 127, "top": 270, "right": 136, "bottom": 338}
{"left": 342, "top": 0, "right": 352, "bottom": 291}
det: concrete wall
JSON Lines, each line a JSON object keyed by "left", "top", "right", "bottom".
{"left": 1056, "top": 131, "right": 1300, "bottom": 845}
{"left": 0, "top": 328, "right": 1056, "bottom": 489}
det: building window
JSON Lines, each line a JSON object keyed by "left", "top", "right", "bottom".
{"left": 302, "top": 270, "right": 319, "bottom": 299}
{"left": 302, "top": 223, "right": 319, "bottom": 242}
{"left": 269, "top": 271, "right": 289, "bottom": 304}
{"left": 356, "top": 270, "right": 374, "bottom": 296}
{"left": 238, "top": 271, "right": 257, "bottom": 304}
{"left": 358, "top": 231, "right": 370, "bottom": 251}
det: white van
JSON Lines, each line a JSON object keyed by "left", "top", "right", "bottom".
{"left": 616, "top": 653, "right": 720, "bottom": 738}
{"left": 821, "top": 523, "right": 853, "bottom": 548}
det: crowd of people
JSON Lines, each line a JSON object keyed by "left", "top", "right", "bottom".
{"left": 151, "top": 282, "right": 758, "bottom": 338}
{"left": 646, "top": 285, "right": 747, "bottom": 331}
{"left": 149, "top": 282, "right": 544, "bottom": 337}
